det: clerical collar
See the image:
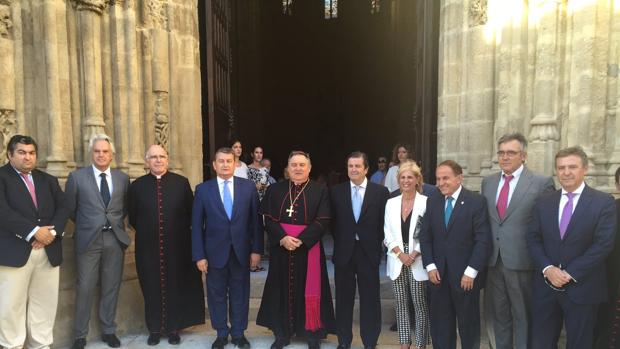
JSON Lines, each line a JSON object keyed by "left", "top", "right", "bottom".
{"left": 150, "top": 171, "right": 167, "bottom": 179}
{"left": 292, "top": 179, "right": 309, "bottom": 187}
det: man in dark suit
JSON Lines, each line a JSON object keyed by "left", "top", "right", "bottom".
{"left": 420, "top": 160, "right": 491, "bottom": 349}
{"left": 65, "top": 134, "right": 130, "bottom": 349}
{"left": 527, "top": 146, "right": 616, "bottom": 349}
{"left": 192, "top": 147, "right": 263, "bottom": 349}
{"left": 481, "top": 133, "right": 554, "bottom": 349}
{"left": 0, "top": 135, "right": 69, "bottom": 349}
{"left": 330, "top": 151, "right": 389, "bottom": 349}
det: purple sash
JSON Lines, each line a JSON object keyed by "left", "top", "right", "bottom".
{"left": 280, "top": 223, "right": 322, "bottom": 331}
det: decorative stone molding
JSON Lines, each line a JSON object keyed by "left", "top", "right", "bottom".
{"left": 0, "top": 4, "right": 12, "bottom": 39}
{"left": 147, "top": 0, "right": 169, "bottom": 30}
{"left": 468, "top": 0, "right": 488, "bottom": 27}
{"left": 71, "top": 0, "right": 108, "bottom": 14}
{"left": 0, "top": 109, "right": 16, "bottom": 161}
{"left": 529, "top": 118, "right": 559, "bottom": 142}
{"left": 154, "top": 91, "right": 169, "bottom": 149}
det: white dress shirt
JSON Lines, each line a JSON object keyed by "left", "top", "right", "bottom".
{"left": 92, "top": 165, "right": 113, "bottom": 195}
{"left": 217, "top": 176, "right": 235, "bottom": 202}
{"left": 495, "top": 164, "right": 524, "bottom": 205}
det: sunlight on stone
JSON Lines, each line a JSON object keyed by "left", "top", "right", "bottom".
{"left": 567, "top": 0, "right": 597, "bottom": 15}
{"left": 484, "top": 0, "right": 524, "bottom": 44}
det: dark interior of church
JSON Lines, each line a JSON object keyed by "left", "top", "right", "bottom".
{"left": 199, "top": 0, "right": 439, "bottom": 184}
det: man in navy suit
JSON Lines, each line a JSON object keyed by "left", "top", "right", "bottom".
{"left": 527, "top": 146, "right": 616, "bottom": 349}
{"left": 192, "top": 147, "right": 263, "bottom": 349}
{"left": 330, "top": 151, "right": 389, "bottom": 349}
{"left": 419, "top": 160, "right": 491, "bottom": 349}
{"left": 0, "top": 135, "right": 69, "bottom": 349}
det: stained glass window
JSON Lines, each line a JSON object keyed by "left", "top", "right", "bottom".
{"left": 325, "top": 0, "right": 338, "bottom": 19}
{"left": 371, "top": 0, "right": 380, "bottom": 14}
{"left": 282, "top": 0, "right": 293, "bottom": 15}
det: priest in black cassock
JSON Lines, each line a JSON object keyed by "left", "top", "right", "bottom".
{"left": 128, "top": 145, "right": 205, "bottom": 346}
{"left": 257, "top": 151, "right": 335, "bottom": 349}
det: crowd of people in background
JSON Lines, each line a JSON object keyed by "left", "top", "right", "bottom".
{"left": 1, "top": 133, "right": 619, "bottom": 349}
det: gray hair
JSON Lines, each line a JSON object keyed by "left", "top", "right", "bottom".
{"left": 498, "top": 132, "right": 528, "bottom": 152}
{"left": 88, "top": 134, "right": 116, "bottom": 154}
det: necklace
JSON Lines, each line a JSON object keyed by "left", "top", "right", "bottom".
{"left": 286, "top": 179, "right": 310, "bottom": 217}
{"left": 401, "top": 195, "right": 415, "bottom": 219}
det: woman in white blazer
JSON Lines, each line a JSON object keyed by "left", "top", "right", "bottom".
{"left": 384, "top": 161, "right": 430, "bottom": 349}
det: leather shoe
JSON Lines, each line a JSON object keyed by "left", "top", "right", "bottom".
{"left": 147, "top": 332, "right": 160, "bottom": 345}
{"left": 212, "top": 336, "right": 229, "bottom": 349}
{"left": 71, "top": 338, "right": 86, "bottom": 349}
{"left": 336, "top": 345, "right": 350, "bottom": 349}
{"left": 101, "top": 333, "right": 121, "bottom": 348}
{"left": 232, "top": 335, "right": 251, "bottom": 349}
{"left": 270, "top": 337, "right": 290, "bottom": 349}
{"left": 307, "top": 339, "right": 320, "bottom": 349}
{"left": 168, "top": 332, "right": 181, "bottom": 345}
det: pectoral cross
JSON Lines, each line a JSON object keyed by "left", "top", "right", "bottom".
{"left": 286, "top": 205, "right": 295, "bottom": 217}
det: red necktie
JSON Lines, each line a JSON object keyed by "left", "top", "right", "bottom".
{"left": 496, "top": 174, "right": 513, "bottom": 220}
{"left": 20, "top": 172, "right": 38, "bottom": 209}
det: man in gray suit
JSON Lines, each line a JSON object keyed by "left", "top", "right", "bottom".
{"left": 65, "top": 134, "right": 130, "bottom": 349}
{"left": 481, "top": 133, "right": 554, "bottom": 349}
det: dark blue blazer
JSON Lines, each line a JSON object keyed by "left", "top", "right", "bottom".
{"left": 0, "top": 163, "right": 69, "bottom": 267}
{"left": 191, "top": 176, "right": 263, "bottom": 269}
{"left": 419, "top": 187, "right": 491, "bottom": 291}
{"left": 330, "top": 181, "right": 389, "bottom": 267}
{"left": 527, "top": 185, "right": 617, "bottom": 305}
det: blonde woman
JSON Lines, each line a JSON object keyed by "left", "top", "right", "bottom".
{"left": 384, "top": 160, "right": 430, "bottom": 349}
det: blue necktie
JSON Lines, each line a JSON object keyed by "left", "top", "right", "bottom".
{"left": 352, "top": 186, "right": 362, "bottom": 222}
{"left": 100, "top": 173, "right": 110, "bottom": 207}
{"left": 444, "top": 196, "right": 454, "bottom": 227}
{"left": 223, "top": 180, "right": 233, "bottom": 219}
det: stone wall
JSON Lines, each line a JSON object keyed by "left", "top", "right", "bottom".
{"left": 438, "top": 0, "right": 620, "bottom": 193}
{"left": 0, "top": 0, "right": 201, "bottom": 347}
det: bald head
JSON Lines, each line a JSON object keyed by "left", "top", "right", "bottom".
{"left": 145, "top": 144, "right": 169, "bottom": 176}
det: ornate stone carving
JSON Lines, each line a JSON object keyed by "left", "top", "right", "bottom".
{"left": 468, "top": 0, "right": 488, "bottom": 27}
{"left": 154, "top": 91, "right": 169, "bottom": 148}
{"left": 147, "top": 0, "right": 169, "bottom": 30}
{"left": 0, "top": 109, "right": 16, "bottom": 161}
{"left": 71, "top": 0, "right": 108, "bottom": 14}
{"left": 0, "top": 4, "right": 12, "bottom": 39}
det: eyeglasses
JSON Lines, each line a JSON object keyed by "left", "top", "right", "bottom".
{"left": 378, "top": 159, "right": 387, "bottom": 163}
{"left": 496, "top": 150, "right": 521, "bottom": 158}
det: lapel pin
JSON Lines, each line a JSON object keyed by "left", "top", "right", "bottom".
{"left": 461, "top": 201, "right": 464, "bottom": 205}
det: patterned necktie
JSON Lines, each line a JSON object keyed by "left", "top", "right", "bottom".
{"left": 559, "top": 192, "right": 575, "bottom": 239}
{"left": 20, "top": 173, "right": 38, "bottom": 209}
{"left": 496, "top": 174, "right": 514, "bottom": 219}
{"left": 223, "top": 180, "right": 233, "bottom": 219}
{"left": 444, "top": 196, "right": 454, "bottom": 228}
{"left": 352, "top": 185, "right": 362, "bottom": 222}
{"left": 100, "top": 173, "right": 111, "bottom": 207}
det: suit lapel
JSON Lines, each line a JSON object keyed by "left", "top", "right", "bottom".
{"left": 360, "top": 183, "right": 373, "bottom": 220}
{"left": 88, "top": 168, "right": 106, "bottom": 208}
{"left": 211, "top": 179, "right": 229, "bottom": 220}
{"left": 503, "top": 168, "right": 533, "bottom": 222}
{"left": 231, "top": 177, "right": 240, "bottom": 220}
{"left": 10, "top": 167, "right": 38, "bottom": 212}
{"left": 562, "top": 186, "right": 592, "bottom": 240}
{"left": 486, "top": 173, "right": 501, "bottom": 223}
{"left": 345, "top": 184, "right": 355, "bottom": 223}
{"left": 110, "top": 170, "right": 122, "bottom": 207}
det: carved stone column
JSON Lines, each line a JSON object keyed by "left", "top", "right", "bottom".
{"left": 528, "top": 1, "right": 562, "bottom": 175}
{"left": 0, "top": 1, "right": 17, "bottom": 161}
{"left": 43, "top": 0, "right": 67, "bottom": 176}
{"left": 122, "top": 0, "right": 144, "bottom": 178}
{"left": 148, "top": 0, "right": 173, "bottom": 167}
{"left": 71, "top": 0, "right": 107, "bottom": 161}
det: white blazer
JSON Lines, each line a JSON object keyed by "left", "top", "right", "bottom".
{"left": 384, "top": 193, "right": 428, "bottom": 281}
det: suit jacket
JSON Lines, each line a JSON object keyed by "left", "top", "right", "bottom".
{"left": 65, "top": 166, "right": 130, "bottom": 254}
{"left": 420, "top": 187, "right": 492, "bottom": 291}
{"left": 0, "top": 163, "right": 69, "bottom": 267}
{"left": 330, "top": 180, "right": 389, "bottom": 267}
{"left": 191, "top": 176, "right": 263, "bottom": 269}
{"left": 384, "top": 193, "right": 428, "bottom": 281}
{"left": 527, "top": 185, "right": 617, "bottom": 305}
{"left": 481, "top": 167, "right": 555, "bottom": 270}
